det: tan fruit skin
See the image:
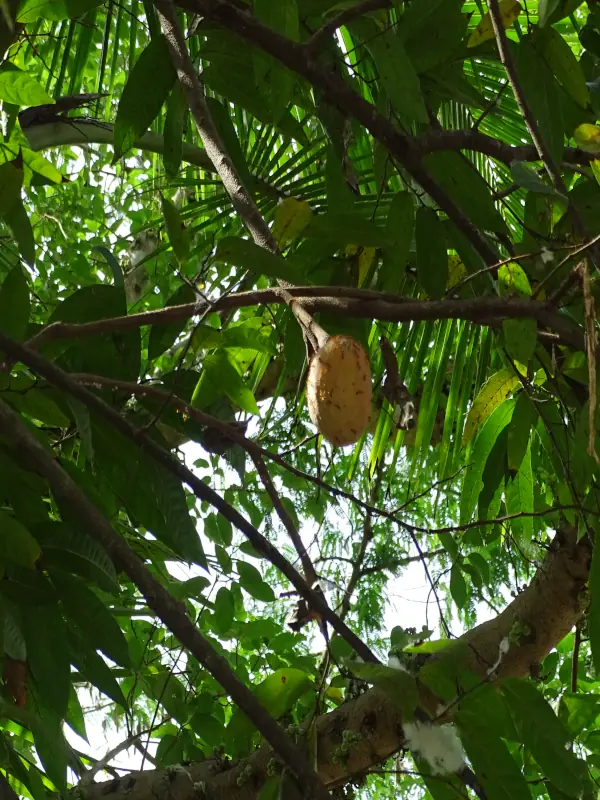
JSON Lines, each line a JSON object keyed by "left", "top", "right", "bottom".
{"left": 306, "top": 335, "right": 372, "bottom": 447}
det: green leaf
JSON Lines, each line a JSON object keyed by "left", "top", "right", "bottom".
{"left": 163, "top": 83, "right": 187, "bottom": 178}
{"left": 216, "top": 236, "right": 304, "bottom": 283}
{"left": 539, "top": 27, "right": 589, "bottom": 108}
{"left": 498, "top": 262, "right": 532, "bottom": 297}
{"left": 213, "top": 586, "right": 234, "bottom": 634}
{"left": 17, "top": 0, "right": 100, "bottom": 21}
{"left": 450, "top": 564, "right": 467, "bottom": 609}
{"left": 366, "top": 29, "right": 428, "bottom": 124}
{"left": 505, "top": 441, "right": 534, "bottom": 544}
{"left": 416, "top": 207, "right": 448, "bottom": 299}
{"left": 161, "top": 196, "right": 190, "bottom": 264}
{"left": 192, "top": 350, "right": 259, "bottom": 415}
{"left": 514, "top": 36, "right": 564, "bottom": 166}
{"left": 22, "top": 603, "right": 70, "bottom": 719}
{"left": 463, "top": 367, "right": 521, "bottom": 446}
{"left": 510, "top": 161, "right": 561, "bottom": 196}
{"left": 424, "top": 152, "right": 508, "bottom": 235}
{"left": 460, "top": 399, "right": 516, "bottom": 524}
{"left": 0, "top": 265, "right": 30, "bottom": 341}
{"left": 507, "top": 392, "right": 534, "bottom": 471}
{"left": 272, "top": 198, "right": 312, "bottom": 249}
{"left": 92, "top": 419, "right": 207, "bottom": 568}
{"left": 589, "top": 519, "right": 600, "bottom": 673}
{"left": 69, "top": 629, "right": 128, "bottom": 709}
{"left": 382, "top": 192, "right": 414, "bottom": 292}
{"left": 66, "top": 685, "right": 87, "bottom": 742}
{"left": 0, "top": 68, "right": 52, "bottom": 106}
{"left": 4, "top": 198, "right": 35, "bottom": 265}
{"left": 501, "top": 678, "right": 585, "bottom": 797}
{"left": 0, "top": 156, "right": 23, "bottom": 216}
{"left": 46, "top": 285, "right": 140, "bottom": 381}
{"left": 401, "top": 0, "right": 467, "bottom": 74}
{"left": 52, "top": 572, "right": 130, "bottom": 668}
{"left": 304, "top": 211, "right": 390, "bottom": 249}
{"left": 237, "top": 561, "right": 276, "bottom": 602}
{"left": 346, "top": 660, "right": 419, "bottom": 719}
{"left": 503, "top": 318, "right": 537, "bottom": 364}
{"left": 33, "top": 521, "right": 118, "bottom": 593}
{"left": 0, "top": 510, "right": 40, "bottom": 568}
{"left": 147, "top": 283, "right": 195, "bottom": 360}
{"left": 113, "top": 34, "right": 177, "bottom": 159}
{"left": 455, "top": 710, "right": 532, "bottom": 800}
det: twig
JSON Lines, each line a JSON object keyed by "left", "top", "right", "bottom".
{"left": 487, "top": 0, "right": 565, "bottom": 193}
{"left": 0, "top": 399, "right": 331, "bottom": 800}
{"left": 306, "top": 0, "right": 392, "bottom": 50}
{"left": 252, "top": 454, "right": 318, "bottom": 586}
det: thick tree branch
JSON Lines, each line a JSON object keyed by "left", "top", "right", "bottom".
{"left": 173, "top": 0, "right": 499, "bottom": 267}
{"left": 25, "top": 288, "right": 588, "bottom": 355}
{"left": 0, "top": 331, "right": 376, "bottom": 666}
{"left": 0, "top": 398, "right": 330, "bottom": 800}
{"left": 76, "top": 526, "right": 590, "bottom": 800}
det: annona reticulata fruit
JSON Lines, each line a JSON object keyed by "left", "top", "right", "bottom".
{"left": 306, "top": 335, "right": 372, "bottom": 447}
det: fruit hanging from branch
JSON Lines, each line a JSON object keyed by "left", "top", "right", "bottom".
{"left": 306, "top": 335, "right": 372, "bottom": 447}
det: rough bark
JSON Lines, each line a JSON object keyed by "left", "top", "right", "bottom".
{"left": 81, "top": 526, "right": 591, "bottom": 800}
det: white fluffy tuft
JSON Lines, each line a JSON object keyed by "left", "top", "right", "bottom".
{"left": 404, "top": 721, "right": 466, "bottom": 775}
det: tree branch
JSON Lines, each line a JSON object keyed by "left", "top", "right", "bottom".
{"left": 25, "top": 288, "right": 588, "bottom": 357}
{"left": 174, "top": 0, "right": 499, "bottom": 267}
{"left": 76, "top": 526, "right": 591, "bottom": 800}
{"left": 0, "top": 398, "right": 330, "bottom": 800}
{"left": 155, "top": 0, "right": 328, "bottom": 353}
{"left": 0, "top": 332, "right": 377, "bottom": 667}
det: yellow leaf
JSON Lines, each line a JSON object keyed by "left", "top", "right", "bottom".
{"left": 446, "top": 254, "right": 466, "bottom": 289}
{"left": 462, "top": 367, "right": 521, "bottom": 445}
{"left": 592, "top": 159, "right": 600, "bottom": 187}
{"left": 272, "top": 198, "right": 312, "bottom": 248}
{"left": 358, "top": 247, "right": 376, "bottom": 287}
{"left": 573, "top": 123, "right": 600, "bottom": 154}
{"left": 467, "top": 0, "right": 521, "bottom": 48}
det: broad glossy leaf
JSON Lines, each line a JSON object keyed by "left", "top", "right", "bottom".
{"left": 237, "top": 561, "right": 276, "bottom": 602}
{"left": 467, "top": 0, "right": 522, "bottom": 48}
{"left": 22, "top": 604, "right": 70, "bottom": 719}
{"left": 510, "top": 161, "right": 561, "bottom": 196}
{"left": 69, "top": 628, "right": 128, "bottom": 709}
{"left": 17, "top": 0, "right": 101, "bottom": 21}
{"left": 0, "top": 510, "right": 40, "bottom": 568}
{"left": 0, "top": 156, "right": 23, "bottom": 216}
{"left": 163, "top": 83, "right": 186, "bottom": 178}
{"left": 148, "top": 283, "right": 195, "bottom": 361}
{"left": 34, "top": 521, "right": 117, "bottom": 593}
{"left": 502, "top": 678, "right": 585, "bottom": 797}
{"left": 272, "top": 198, "right": 312, "bottom": 249}
{"left": 192, "top": 350, "right": 259, "bottom": 415}
{"left": 416, "top": 207, "right": 448, "bottom": 299}
{"left": 216, "top": 236, "right": 304, "bottom": 283}
{"left": 382, "top": 191, "right": 414, "bottom": 292}
{"left": 0, "top": 265, "right": 29, "bottom": 340}
{"left": 366, "top": 29, "right": 428, "bottom": 124}
{"left": 505, "top": 441, "right": 533, "bottom": 543}
{"left": 161, "top": 196, "right": 190, "bottom": 264}
{"left": 213, "top": 586, "right": 234, "bottom": 634}
{"left": 0, "top": 374, "right": 70, "bottom": 427}
{"left": 5, "top": 199, "right": 35, "bottom": 265}
{"left": 463, "top": 368, "right": 521, "bottom": 446}
{"left": 401, "top": 0, "right": 467, "bottom": 73}
{"left": 114, "top": 34, "right": 177, "bottom": 159}
{"left": 460, "top": 399, "right": 515, "bottom": 524}
{"left": 538, "top": 27, "right": 589, "bottom": 108}
{"left": 346, "top": 660, "right": 419, "bottom": 719}
{"left": 507, "top": 391, "right": 535, "bottom": 472}
{"left": 45, "top": 285, "right": 140, "bottom": 381}
{"left": 424, "top": 152, "right": 508, "bottom": 235}
{"left": 0, "top": 68, "right": 52, "bottom": 106}
{"left": 455, "top": 710, "right": 531, "bottom": 800}
{"left": 450, "top": 564, "right": 467, "bottom": 609}
{"left": 52, "top": 572, "right": 130, "bottom": 668}
{"left": 515, "top": 35, "right": 564, "bottom": 166}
